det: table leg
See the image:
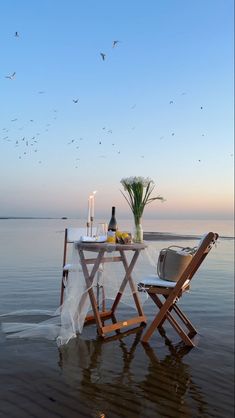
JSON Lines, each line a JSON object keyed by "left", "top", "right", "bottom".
{"left": 78, "top": 249, "right": 106, "bottom": 336}
{"left": 111, "top": 249, "right": 146, "bottom": 319}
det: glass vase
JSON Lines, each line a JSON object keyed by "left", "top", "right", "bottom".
{"left": 133, "top": 218, "right": 143, "bottom": 243}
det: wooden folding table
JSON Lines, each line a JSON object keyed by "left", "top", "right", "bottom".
{"left": 75, "top": 241, "right": 147, "bottom": 337}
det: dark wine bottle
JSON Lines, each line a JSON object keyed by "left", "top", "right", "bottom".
{"left": 108, "top": 206, "right": 117, "bottom": 231}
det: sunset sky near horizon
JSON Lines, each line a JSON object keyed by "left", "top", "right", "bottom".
{"left": 0, "top": 0, "right": 234, "bottom": 221}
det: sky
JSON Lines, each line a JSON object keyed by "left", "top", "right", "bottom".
{"left": 0, "top": 0, "right": 234, "bottom": 220}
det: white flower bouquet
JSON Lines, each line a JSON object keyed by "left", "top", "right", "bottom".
{"left": 120, "top": 176, "right": 164, "bottom": 242}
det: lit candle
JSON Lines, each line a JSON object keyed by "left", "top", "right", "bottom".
{"left": 91, "top": 190, "right": 97, "bottom": 219}
{"left": 87, "top": 197, "right": 91, "bottom": 223}
{"left": 90, "top": 195, "right": 94, "bottom": 218}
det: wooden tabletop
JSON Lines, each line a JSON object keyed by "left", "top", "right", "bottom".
{"left": 75, "top": 241, "right": 147, "bottom": 251}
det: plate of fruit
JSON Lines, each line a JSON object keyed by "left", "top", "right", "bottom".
{"left": 115, "top": 231, "right": 132, "bottom": 244}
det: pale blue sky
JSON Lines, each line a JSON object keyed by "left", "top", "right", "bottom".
{"left": 0, "top": 0, "right": 234, "bottom": 220}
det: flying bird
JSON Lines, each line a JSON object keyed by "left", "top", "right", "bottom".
{"left": 15, "top": 31, "right": 19, "bottom": 37}
{"left": 112, "top": 40, "right": 120, "bottom": 48}
{"left": 73, "top": 99, "right": 79, "bottom": 103}
{"left": 100, "top": 52, "right": 106, "bottom": 61}
{"left": 169, "top": 100, "right": 174, "bottom": 104}
{"left": 5, "top": 72, "right": 16, "bottom": 80}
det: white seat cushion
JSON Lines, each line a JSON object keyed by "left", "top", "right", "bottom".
{"left": 67, "top": 227, "right": 96, "bottom": 243}
{"left": 139, "top": 275, "right": 190, "bottom": 288}
{"left": 63, "top": 263, "right": 73, "bottom": 271}
{"left": 67, "top": 228, "right": 87, "bottom": 242}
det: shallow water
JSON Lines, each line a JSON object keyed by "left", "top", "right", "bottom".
{"left": 0, "top": 219, "right": 234, "bottom": 418}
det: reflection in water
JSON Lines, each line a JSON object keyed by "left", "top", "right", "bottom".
{"left": 58, "top": 328, "right": 209, "bottom": 418}
{"left": 141, "top": 342, "right": 208, "bottom": 417}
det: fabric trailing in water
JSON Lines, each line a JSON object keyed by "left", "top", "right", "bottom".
{"left": 0, "top": 237, "right": 204, "bottom": 346}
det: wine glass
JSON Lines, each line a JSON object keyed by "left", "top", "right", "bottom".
{"left": 96, "top": 223, "right": 108, "bottom": 241}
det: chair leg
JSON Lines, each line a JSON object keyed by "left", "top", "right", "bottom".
{"left": 141, "top": 293, "right": 195, "bottom": 346}
{"left": 60, "top": 271, "right": 68, "bottom": 306}
{"left": 101, "top": 286, "right": 106, "bottom": 312}
{"left": 171, "top": 303, "right": 197, "bottom": 335}
{"left": 159, "top": 295, "right": 197, "bottom": 335}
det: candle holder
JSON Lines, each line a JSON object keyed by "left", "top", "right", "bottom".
{"left": 90, "top": 216, "right": 94, "bottom": 237}
{"left": 86, "top": 221, "right": 90, "bottom": 236}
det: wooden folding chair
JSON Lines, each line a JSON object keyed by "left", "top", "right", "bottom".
{"left": 60, "top": 227, "right": 86, "bottom": 305}
{"left": 138, "top": 232, "right": 218, "bottom": 346}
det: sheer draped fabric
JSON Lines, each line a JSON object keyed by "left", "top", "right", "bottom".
{"left": 1, "top": 243, "right": 157, "bottom": 346}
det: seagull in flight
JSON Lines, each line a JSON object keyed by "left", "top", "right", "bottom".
{"left": 73, "top": 99, "right": 79, "bottom": 103}
{"left": 15, "top": 31, "right": 19, "bottom": 37}
{"left": 169, "top": 100, "right": 174, "bottom": 104}
{"left": 5, "top": 72, "right": 16, "bottom": 80}
{"left": 112, "top": 40, "right": 120, "bottom": 48}
{"left": 100, "top": 52, "right": 106, "bottom": 61}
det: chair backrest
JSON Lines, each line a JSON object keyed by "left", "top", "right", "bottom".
{"left": 175, "top": 232, "right": 218, "bottom": 291}
{"left": 62, "top": 227, "right": 87, "bottom": 267}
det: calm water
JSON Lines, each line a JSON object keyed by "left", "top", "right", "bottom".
{"left": 0, "top": 219, "right": 234, "bottom": 418}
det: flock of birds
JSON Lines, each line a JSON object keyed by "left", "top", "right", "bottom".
{"left": 2, "top": 32, "right": 233, "bottom": 168}
{"left": 2, "top": 34, "right": 130, "bottom": 167}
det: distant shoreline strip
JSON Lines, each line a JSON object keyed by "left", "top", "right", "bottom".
{"left": 0, "top": 218, "right": 233, "bottom": 240}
